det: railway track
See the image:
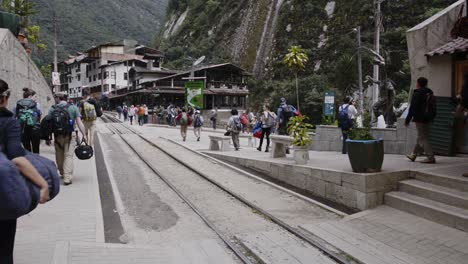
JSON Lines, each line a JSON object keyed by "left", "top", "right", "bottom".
{"left": 100, "top": 114, "right": 355, "bottom": 264}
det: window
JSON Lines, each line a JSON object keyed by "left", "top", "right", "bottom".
{"left": 77, "top": 74, "right": 81, "bottom": 81}
{"left": 103, "top": 84, "right": 109, "bottom": 92}
{"left": 89, "top": 77, "right": 92, "bottom": 83}
{"left": 153, "top": 60, "right": 160, "bottom": 68}
{"left": 111, "top": 84, "right": 116, "bottom": 90}
{"left": 98, "top": 73, "right": 102, "bottom": 80}
{"left": 93, "top": 62, "right": 96, "bottom": 69}
{"left": 111, "top": 71, "right": 116, "bottom": 79}
{"left": 93, "top": 75, "right": 96, "bottom": 82}
{"left": 104, "top": 71, "right": 109, "bottom": 79}
{"left": 124, "top": 73, "right": 128, "bottom": 80}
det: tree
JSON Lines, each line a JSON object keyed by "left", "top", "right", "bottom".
{"left": 283, "top": 45, "right": 308, "bottom": 111}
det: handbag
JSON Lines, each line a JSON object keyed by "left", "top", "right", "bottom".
{"left": 74, "top": 132, "right": 93, "bottom": 160}
{"left": 451, "top": 4, "right": 468, "bottom": 39}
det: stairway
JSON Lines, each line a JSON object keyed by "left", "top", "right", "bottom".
{"left": 385, "top": 171, "right": 468, "bottom": 232}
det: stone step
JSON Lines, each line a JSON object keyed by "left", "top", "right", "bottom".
{"left": 385, "top": 191, "right": 468, "bottom": 232}
{"left": 414, "top": 171, "right": 468, "bottom": 192}
{"left": 299, "top": 220, "right": 427, "bottom": 264}
{"left": 399, "top": 179, "right": 468, "bottom": 210}
{"left": 53, "top": 239, "right": 237, "bottom": 264}
{"left": 236, "top": 231, "right": 336, "bottom": 264}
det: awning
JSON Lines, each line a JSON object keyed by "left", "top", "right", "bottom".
{"left": 426, "top": 37, "right": 468, "bottom": 56}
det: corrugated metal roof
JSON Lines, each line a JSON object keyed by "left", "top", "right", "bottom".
{"left": 426, "top": 38, "right": 468, "bottom": 56}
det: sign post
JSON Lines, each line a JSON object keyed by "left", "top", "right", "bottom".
{"left": 185, "top": 81, "right": 204, "bottom": 109}
{"left": 323, "top": 91, "right": 335, "bottom": 117}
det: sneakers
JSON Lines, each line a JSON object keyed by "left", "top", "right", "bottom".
{"left": 406, "top": 154, "right": 416, "bottom": 162}
{"left": 420, "top": 158, "right": 436, "bottom": 164}
{"left": 197, "top": 137, "right": 200, "bottom": 142}
{"left": 265, "top": 147, "right": 269, "bottom": 153}
{"left": 64, "top": 179, "right": 72, "bottom": 185}
{"left": 257, "top": 147, "right": 261, "bottom": 152}
{"left": 183, "top": 137, "right": 186, "bottom": 142}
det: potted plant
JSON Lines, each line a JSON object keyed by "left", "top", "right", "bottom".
{"left": 347, "top": 113, "right": 384, "bottom": 173}
{"left": 288, "top": 115, "right": 314, "bottom": 165}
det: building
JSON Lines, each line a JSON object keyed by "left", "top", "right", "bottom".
{"left": 57, "top": 40, "right": 172, "bottom": 100}
{"left": 109, "top": 63, "right": 251, "bottom": 110}
{"left": 407, "top": 0, "right": 467, "bottom": 155}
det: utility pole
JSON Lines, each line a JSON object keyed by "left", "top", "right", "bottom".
{"left": 356, "top": 26, "right": 364, "bottom": 116}
{"left": 52, "top": 9, "right": 59, "bottom": 93}
{"left": 372, "top": 0, "right": 383, "bottom": 123}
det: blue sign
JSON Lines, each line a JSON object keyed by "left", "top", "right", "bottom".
{"left": 324, "top": 91, "right": 335, "bottom": 117}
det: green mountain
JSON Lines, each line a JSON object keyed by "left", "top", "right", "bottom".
{"left": 30, "top": 0, "right": 169, "bottom": 66}
{"left": 158, "top": 0, "right": 455, "bottom": 121}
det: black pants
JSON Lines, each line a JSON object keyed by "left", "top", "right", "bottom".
{"left": 342, "top": 129, "right": 350, "bottom": 154}
{"left": 0, "top": 219, "right": 17, "bottom": 264}
{"left": 259, "top": 127, "right": 271, "bottom": 149}
{"left": 21, "top": 127, "right": 40, "bottom": 154}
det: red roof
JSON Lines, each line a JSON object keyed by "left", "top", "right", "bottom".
{"left": 426, "top": 38, "right": 468, "bottom": 56}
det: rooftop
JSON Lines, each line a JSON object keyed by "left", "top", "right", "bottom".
{"left": 426, "top": 37, "right": 468, "bottom": 56}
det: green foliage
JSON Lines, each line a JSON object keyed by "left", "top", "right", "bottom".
{"left": 349, "top": 111, "right": 373, "bottom": 140}
{"left": 283, "top": 45, "right": 309, "bottom": 72}
{"left": 39, "top": 64, "right": 51, "bottom": 85}
{"left": 287, "top": 115, "right": 314, "bottom": 147}
{"left": 322, "top": 115, "right": 337, "bottom": 126}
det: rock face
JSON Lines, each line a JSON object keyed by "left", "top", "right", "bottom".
{"left": 0, "top": 29, "right": 53, "bottom": 111}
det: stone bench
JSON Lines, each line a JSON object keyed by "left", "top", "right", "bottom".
{"left": 239, "top": 134, "right": 254, "bottom": 147}
{"left": 270, "top": 135, "right": 294, "bottom": 158}
{"left": 209, "top": 135, "right": 231, "bottom": 151}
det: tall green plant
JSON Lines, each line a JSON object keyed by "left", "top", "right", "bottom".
{"left": 287, "top": 115, "right": 314, "bottom": 147}
{"left": 283, "top": 45, "right": 308, "bottom": 112}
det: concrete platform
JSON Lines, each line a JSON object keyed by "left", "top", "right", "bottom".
{"left": 205, "top": 148, "right": 468, "bottom": 211}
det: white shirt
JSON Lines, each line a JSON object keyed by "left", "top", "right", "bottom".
{"left": 340, "top": 104, "right": 358, "bottom": 120}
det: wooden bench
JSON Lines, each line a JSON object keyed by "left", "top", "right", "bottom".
{"left": 209, "top": 135, "right": 231, "bottom": 151}
{"left": 270, "top": 135, "right": 293, "bottom": 158}
{"left": 239, "top": 134, "right": 254, "bottom": 147}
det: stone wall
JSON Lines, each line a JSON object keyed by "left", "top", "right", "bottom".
{"left": 312, "top": 119, "right": 417, "bottom": 155}
{"left": 0, "top": 28, "right": 53, "bottom": 111}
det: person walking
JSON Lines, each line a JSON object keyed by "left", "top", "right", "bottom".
{"left": 0, "top": 79, "right": 50, "bottom": 264}
{"left": 276, "top": 98, "right": 297, "bottom": 154}
{"left": 176, "top": 108, "right": 190, "bottom": 141}
{"left": 193, "top": 108, "right": 204, "bottom": 141}
{"left": 405, "top": 77, "right": 437, "bottom": 164}
{"left": 143, "top": 104, "right": 149, "bottom": 124}
{"left": 116, "top": 104, "right": 123, "bottom": 120}
{"left": 128, "top": 105, "right": 135, "bottom": 125}
{"left": 78, "top": 88, "right": 100, "bottom": 147}
{"left": 15, "top": 88, "right": 42, "bottom": 154}
{"left": 338, "top": 97, "right": 358, "bottom": 154}
{"left": 138, "top": 105, "right": 145, "bottom": 126}
{"left": 123, "top": 103, "right": 128, "bottom": 122}
{"left": 210, "top": 108, "right": 218, "bottom": 130}
{"left": 257, "top": 105, "right": 276, "bottom": 152}
{"left": 47, "top": 92, "right": 88, "bottom": 185}
{"left": 227, "top": 109, "right": 242, "bottom": 151}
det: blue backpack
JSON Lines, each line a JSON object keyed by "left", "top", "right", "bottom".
{"left": 338, "top": 105, "right": 353, "bottom": 129}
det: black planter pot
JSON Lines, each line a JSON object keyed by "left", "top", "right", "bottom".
{"left": 347, "top": 139, "right": 384, "bottom": 173}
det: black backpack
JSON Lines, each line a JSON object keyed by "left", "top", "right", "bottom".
{"left": 50, "top": 104, "right": 72, "bottom": 135}
{"left": 338, "top": 105, "right": 353, "bottom": 129}
{"left": 423, "top": 93, "right": 437, "bottom": 122}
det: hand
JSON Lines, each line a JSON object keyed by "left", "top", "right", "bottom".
{"left": 39, "top": 186, "right": 50, "bottom": 204}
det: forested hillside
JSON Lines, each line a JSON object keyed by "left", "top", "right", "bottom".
{"left": 30, "top": 0, "right": 168, "bottom": 66}
{"left": 159, "top": 0, "right": 456, "bottom": 122}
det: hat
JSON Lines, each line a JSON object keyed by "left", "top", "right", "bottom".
{"left": 280, "top": 97, "right": 287, "bottom": 104}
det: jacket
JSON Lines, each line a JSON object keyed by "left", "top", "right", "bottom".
{"left": 0, "top": 108, "right": 27, "bottom": 160}
{"left": 405, "top": 87, "right": 434, "bottom": 124}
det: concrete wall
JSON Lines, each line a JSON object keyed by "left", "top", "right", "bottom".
{"left": 208, "top": 152, "right": 410, "bottom": 211}
{"left": 312, "top": 119, "right": 416, "bottom": 155}
{"left": 407, "top": 0, "right": 465, "bottom": 96}
{"left": 0, "top": 28, "right": 53, "bottom": 111}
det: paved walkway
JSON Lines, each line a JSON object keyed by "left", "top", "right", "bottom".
{"left": 14, "top": 144, "right": 103, "bottom": 264}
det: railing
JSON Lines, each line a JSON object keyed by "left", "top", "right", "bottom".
{"left": 208, "top": 81, "right": 247, "bottom": 90}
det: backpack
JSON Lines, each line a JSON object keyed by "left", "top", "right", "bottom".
{"left": 424, "top": 93, "right": 437, "bottom": 122}
{"left": 264, "top": 112, "right": 276, "bottom": 128}
{"left": 16, "top": 99, "right": 39, "bottom": 128}
{"left": 194, "top": 114, "right": 204, "bottom": 127}
{"left": 232, "top": 117, "right": 242, "bottom": 132}
{"left": 90, "top": 99, "right": 103, "bottom": 117}
{"left": 82, "top": 101, "right": 97, "bottom": 121}
{"left": 338, "top": 104, "right": 353, "bottom": 129}
{"left": 280, "top": 105, "right": 297, "bottom": 125}
{"left": 50, "top": 104, "right": 73, "bottom": 135}
{"left": 180, "top": 113, "right": 188, "bottom": 125}
{"left": 241, "top": 114, "right": 248, "bottom": 125}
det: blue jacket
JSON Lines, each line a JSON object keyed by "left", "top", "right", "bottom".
{"left": 0, "top": 108, "right": 27, "bottom": 160}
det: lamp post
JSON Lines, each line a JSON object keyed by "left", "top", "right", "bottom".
{"left": 372, "top": 0, "right": 385, "bottom": 124}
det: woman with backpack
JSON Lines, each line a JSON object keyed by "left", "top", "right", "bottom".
{"left": 15, "top": 88, "right": 42, "bottom": 154}
{"left": 176, "top": 108, "right": 191, "bottom": 142}
{"left": 227, "top": 109, "right": 242, "bottom": 151}
{"left": 0, "top": 80, "right": 50, "bottom": 264}
{"left": 193, "top": 108, "right": 204, "bottom": 142}
{"left": 257, "top": 104, "right": 276, "bottom": 152}
{"left": 338, "top": 97, "right": 358, "bottom": 154}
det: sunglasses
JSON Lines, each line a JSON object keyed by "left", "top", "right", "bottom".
{"left": 0, "top": 89, "right": 10, "bottom": 97}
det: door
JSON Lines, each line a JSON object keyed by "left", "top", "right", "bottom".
{"left": 455, "top": 61, "right": 468, "bottom": 153}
